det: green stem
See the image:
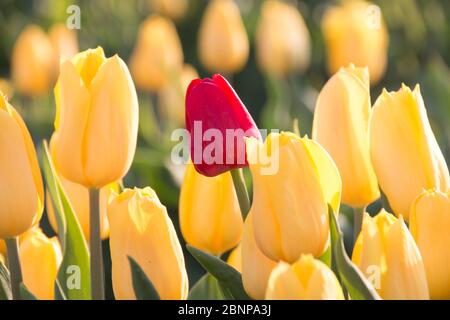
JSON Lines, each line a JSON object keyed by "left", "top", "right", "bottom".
{"left": 5, "top": 237, "right": 22, "bottom": 300}
{"left": 353, "top": 207, "right": 366, "bottom": 244}
{"left": 89, "top": 188, "right": 105, "bottom": 300}
{"left": 231, "top": 168, "right": 251, "bottom": 219}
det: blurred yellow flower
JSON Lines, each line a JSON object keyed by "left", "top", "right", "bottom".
{"left": 352, "top": 210, "right": 429, "bottom": 299}
{"left": 370, "top": 84, "right": 449, "bottom": 219}
{"left": 313, "top": 65, "right": 379, "bottom": 207}
{"left": 48, "top": 23, "right": 79, "bottom": 61}
{"left": 158, "top": 64, "right": 199, "bottom": 128}
{"left": 11, "top": 25, "right": 56, "bottom": 96}
{"left": 179, "top": 162, "right": 243, "bottom": 255}
{"left": 198, "top": 0, "right": 249, "bottom": 74}
{"left": 255, "top": 0, "right": 310, "bottom": 77}
{"left": 47, "top": 175, "right": 118, "bottom": 241}
{"left": 241, "top": 212, "right": 277, "bottom": 299}
{"left": 130, "top": 15, "right": 183, "bottom": 92}
{"left": 246, "top": 132, "right": 341, "bottom": 263}
{"left": 321, "top": 0, "right": 388, "bottom": 84}
{"left": 266, "top": 254, "right": 344, "bottom": 300}
{"left": 51, "top": 47, "right": 139, "bottom": 188}
{"left": 148, "top": 0, "right": 189, "bottom": 20}
{"left": 109, "top": 187, "right": 189, "bottom": 300}
{"left": 410, "top": 189, "right": 450, "bottom": 299}
{"left": 0, "top": 93, "right": 44, "bottom": 239}
{"left": 227, "top": 244, "right": 242, "bottom": 273}
{"left": 19, "top": 228, "right": 62, "bottom": 300}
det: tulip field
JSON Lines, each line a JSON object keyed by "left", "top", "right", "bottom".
{"left": 0, "top": 0, "right": 449, "bottom": 303}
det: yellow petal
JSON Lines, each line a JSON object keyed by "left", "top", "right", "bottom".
{"left": 0, "top": 99, "right": 43, "bottom": 238}
{"left": 84, "top": 55, "right": 139, "bottom": 187}
{"left": 19, "top": 228, "right": 62, "bottom": 300}
{"left": 241, "top": 213, "right": 277, "bottom": 299}
{"left": 179, "top": 163, "right": 243, "bottom": 255}
{"left": 370, "top": 85, "right": 449, "bottom": 219}
{"left": 108, "top": 187, "right": 189, "bottom": 300}
{"left": 313, "top": 65, "right": 379, "bottom": 207}
{"left": 227, "top": 244, "right": 242, "bottom": 273}
{"left": 410, "top": 189, "right": 450, "bottom": 299}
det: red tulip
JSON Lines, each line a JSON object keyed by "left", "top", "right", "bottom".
{"left": 185, "top": 74, "right": 260, "bottom": 177}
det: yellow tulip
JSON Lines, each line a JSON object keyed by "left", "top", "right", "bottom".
{"left": 410, "top": 189, "right": 450, "bottom": 299}
{"left": 266, "top": 254, "right": 344, "bottom": 300}
{"left": 198, "top": 0, "right": 249, "bottom": 74}
{"left": 0, "top": 93, "right": 44, "bottom": 239}
{"left": 48, "top": 23, "right": 79, "bottom": 61}
{"left": 11, "top": 25, "right": 56, "bottom": 96}
{"left": 370, "top": 84, "right": 450, "bottom": 219}
{"left": 130, "top": 15, "right": 183, "bottom": 92}
{"left": 313, "top": 65, "right": 379, "bottom": 207}
{"left": 241, "top": 212, "right": 277, "bottom": 299}
{"left": 255, "top": 0, "right": 310, "bottom": 77}
{"left": 321, "top": 0, "right": 388, "bottom": 84}
{"left": 19, "top": 228, "right": 62, "bottom": 300}
{"left": 0, "top": 253, "right": 4, "bottom": 264}
{"left": 180, "top": 162, "right": 243, "bottom": 255}
{"left": 51, "top": 47, "right": 139, "bottom": 188}
{"left": 148, "top": 0, "right": 189, "bottom": 20}
{"left": 352, "top": 210, "right": 429, "bottom": 299}
{"left": 227, "top": 244, "right": 242, "bottom": 273}
{"left": 158, "top": 64, "right": 199, "bottom": 128}
{"left": 47, "top": 175, "right": 118, "bottom": 241}
{"left": 109, "top": 187, "right": 189, "bottom": 300}
{"left": 246, "top": 132, "right": 341, "bottom": 263}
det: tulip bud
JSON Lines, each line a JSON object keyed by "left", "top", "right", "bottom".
{"left": 108, "top": 187, "right": 189, "bottom": 300}
{"left": 198, "top": 0, "right": 249, "bottom": 74}
{"left": 227, "top": 244, "right": 242, "bottom": 272}
{"left": 51, "top": 47, "right": 139, "bottom": 188}
{"left": 313, "top": 65, "right": 379, "bottom": 207}
{"left": 19, "top": 228, "right": 63, "bottom": 300}
{"left": 180, "top": 162, "right": 243, "bottom": 255}
{"left": 370, "top": 84, "right": 450, "bottom": 219}
{"left": 11, "top": 25, "right": 56, "bottom": 96}
{"left": 410, "top": 189, "right": 450, "bottom": 299}
{"left": 0, "top": 93, "right": 44, "bottom": 239}
{"left": 352, "top": 210, "right": 429, "bottom": 299}
{"left": 148, "top": 0, "right": 189, "bottom": 20}
{"left": 266, "top": 254, "right": 344, "bottom": 300}
{"left": 48, "top": 23, "right": 78, "bottom": 61}
{"left": 241, "top": 212, "right": 277, "bottom": 299}
{"left": 255, "top": 0, "right": 310, "bottom": 77}
{"left": 47, "top": 174, "right": 118, "bottom": 241}
{"left": 130, "top": 15, "right": 183, "bottom": 92}
{"left": 321, "top": 0, "right": 388, "bottom": 84}
{"left": 246, "top": 132, "right": 342, "bottom": 263}
{"left": 185, "top": 74, "right": 260, "bottom": 177}
{"left": 158, "top": 64, "right": 199, "bottom": 129}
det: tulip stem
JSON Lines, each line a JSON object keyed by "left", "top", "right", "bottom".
{"left": 231, "top": 168, "right": 251, "bottom": 219}
{"left": 353, "top": 207, "right": 365, "bottom": 244}
{"left": 89, "top": 188, "right": 105, "bottom": 300}
{"left": 5, "top": 237, "right": 23, "bottom": 300}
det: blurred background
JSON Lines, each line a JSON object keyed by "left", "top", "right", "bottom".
{"left": 0, "top": 0, "right": 449, "bottom": 299}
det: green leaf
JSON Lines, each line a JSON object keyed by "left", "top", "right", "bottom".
{"left": 19, "top": 283, "right": 37, "bottom": 300}
{"left": 41, "top": 141, "right": 91, "bottom": 299}
{"left": 128, "top": 256, "right": 160, "bottom": 300}
{"left": 186, "top": 245, "right": 251, "bottom": 300}
{"left": 54, "top": 279, "right": 67, "bottom": 300}
{"left": 188, "top": 274, "right": 225, "bottom": 300}
{"left": 318, "top": 244, "right": 332, "bottom": 268}
{"left": 329, "top": 205, "right": 381, "bottom": 300}
{"left": 0, "top": 261, "right": 12, "bottom": 300}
